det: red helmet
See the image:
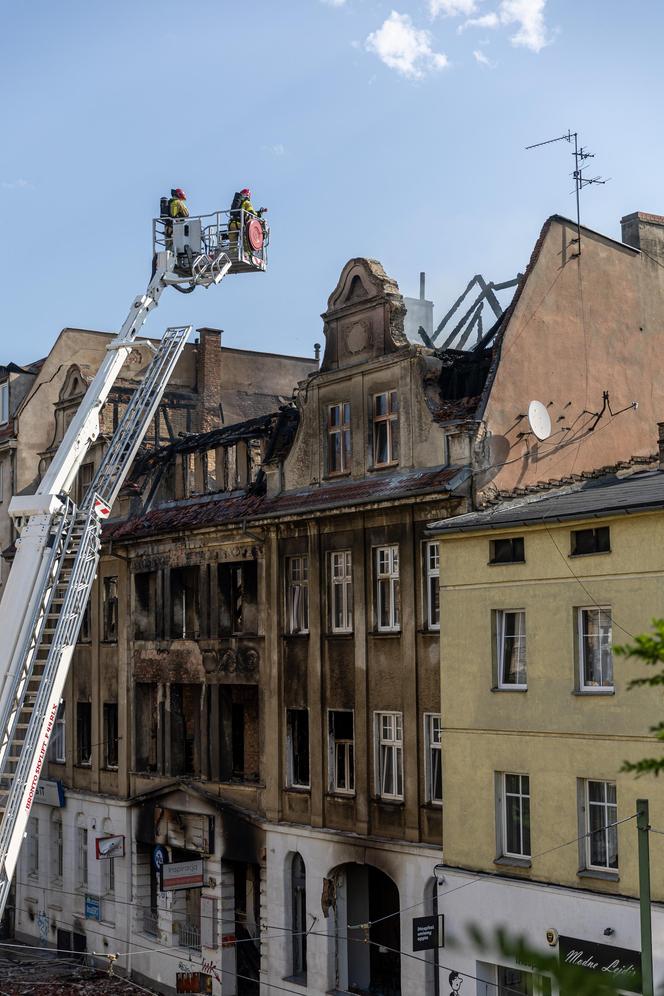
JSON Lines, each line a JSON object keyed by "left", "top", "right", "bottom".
{"left": 174, "top": 188, "right": 186, "bottom": 200}
{"left": 240, "top": 188, "right": 251, "bottom": 197}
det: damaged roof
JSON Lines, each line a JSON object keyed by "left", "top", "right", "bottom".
{"left": 105, "top": 464, "right": 470, "bottom": 542}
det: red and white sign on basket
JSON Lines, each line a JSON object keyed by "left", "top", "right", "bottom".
{"left": 161, "top": 858, "right": 205, "bottom": 892}
{"left": 93, "top": 497, "right": 111, "bottom": 519}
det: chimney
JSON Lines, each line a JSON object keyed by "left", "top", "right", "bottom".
{"left": 197, "top": 327, "right": 223, "bottom": 432}
{"left": 621, "top": 212, "right": 664, "bottom": 266}
{"left": 658, "top": 422, "right": 664, "bottom": 471}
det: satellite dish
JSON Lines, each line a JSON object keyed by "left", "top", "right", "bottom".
{"left": 528, "top": 400, "right": 552, "bottom": 441}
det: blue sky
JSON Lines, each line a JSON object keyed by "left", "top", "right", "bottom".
{"left": 2, "top": 0, "right": 663, "bottom": 364}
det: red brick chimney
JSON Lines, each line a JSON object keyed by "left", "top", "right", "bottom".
{"left": 197, "top": 328, "right": 223, "bottom": 432}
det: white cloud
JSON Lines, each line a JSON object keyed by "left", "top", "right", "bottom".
{"left": 429, "top": 0, "right": 477, "bottom": 15}
{"left": 263, "top": 143, "right": 285, "bottom": 157}
{"left": 320, "top": 0, "right": 347, "bottom": 6}
{"left": 1, "top": 178, "right": 32, "bottom": 190}
{"left": 473, "top": 48, "right": 497, "bottom": 67}
{"left": 366, "top": 11, "right": 448, "bottom": 79}
{"left": 459, "top": 12, "right": 499, "bottom": 31}
{"left": 499, "top": 0, "right": 549, "bottom": 51}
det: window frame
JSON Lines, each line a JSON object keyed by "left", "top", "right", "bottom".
{"left": 103, "top": 702, "right": 119, "bottom": 769}
{"left": 375, "top": 711, "right": 404, "bottom": 801}
{"left": 49, "top": 702, "right": 66, "bottom": 763}
{"left": 583, "top": 779, "right": 619, "bottom": 872}
{"left": 424, "top": 541, "right": 440, "bottom": 630}
{"left": 500, "top": 772, "right": 531, "bottom": 860}
{"left": 76, "top": 825, "right": 88, "bottom": 890}
{"left": 286, "top": 556, "right": 309, "bottom": 636}
{"left": 51, "top": 814, "right": 64, "bottom": 883}
{"left": 424, "top": 713, "right": 442, "bottom": 805}
{"left": 571, "top": 525, "right": 611, "bottom": 557}
{"left": 577, "top": 606, "right": 613, "bottom": 692}
{"left": 329, "top": 550, "right": 353, "bottom": 634}
{"left": 286, "top": 708, "right": 310, "bottom": 789}
{"left": 489, "top": 536, "right": 525, "bottom": 565}
{"left": 372, "top": 390, "right": 399, "bottom": 468}
{"left": 102, "top": 576, "right": 119, "bottom": 644}
{"left": 327, "top": 401, "right": 351, "bottom": 476}
{"left": 328, "top": 709, "right": 355, "bottom": 796}
{"left": 374, "top": 545, "right": 400, "bottom": 633}
{"left": 496, "top": 609, "right": 528, "bottom": 690}
{"left": 0, "top": 382, "right": 8, "bottom": 425}
{"left": 76, "top": 701, "right": 92, "bottom": 766}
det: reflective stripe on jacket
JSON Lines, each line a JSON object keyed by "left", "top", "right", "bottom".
{"left": 169, "top": 198, "right": 189, "bottom": 219}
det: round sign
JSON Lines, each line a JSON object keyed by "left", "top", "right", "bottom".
{"left": 152, "top": 844, "right": 168, "bottom": 872}
{"left": 246, "top": 218, "right": 264, "bottom": 252}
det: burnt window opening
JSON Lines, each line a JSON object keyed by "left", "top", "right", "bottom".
{"left": 219, "top": 686, "right": 260, "bottom": 783}
{"left": 489, "top": 537, "right": 525, "bottom": 565}
{"left": 286, "top": 709, "right": 310, "bottom": 788}
{"left": 76, "top": 461, "right": 95, "bottom": 507}
{"left": 103, "top": 702, "right": 119, "bottom": 769}
{"left": 571, "top": 526, "right": 611, "bottom": 556}
{"left": 218, "top": 562, "right": 258, "bottom": 636}
{"left": 102, "top": 577, "right": 119, "bottom": 643}
{"left": 134, "top": 684, "right": 158, "bottom": 772}
{"left": 170, "top": 683, "right": 200, "bottom": 777}
{"left": 170, "top": 566, "right": 200, "bottom": 640}
{"left": 79, "top": 600, "right": 91, "bottom": 644}
{"left": 134, "top": 572, "right": 157, "bottom": 640}
{"left": 439, "top": 349, "right": 492, "bottom": 401}
{"left": 76, "top": 702, "right": 92, "bottom": 766}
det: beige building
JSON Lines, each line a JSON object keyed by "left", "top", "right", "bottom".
{"left": 432, "top": 462, "right": 664, "bottom": 994}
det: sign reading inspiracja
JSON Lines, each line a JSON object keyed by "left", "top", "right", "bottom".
{"left": 161, "top": 859, "right": 205, "bottom": 892}
{"left": 559, "top": 936, "right": 642, "bottom": 994}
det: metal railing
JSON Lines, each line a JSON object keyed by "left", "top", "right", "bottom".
{"left": 174, "top": 919, "right": 201, "bottom": 952}
{"left": 142, "top": 909, "right": 160, "bottom": 937}
{"left": 152, "top": 209, "right": 269, "bottom": 273}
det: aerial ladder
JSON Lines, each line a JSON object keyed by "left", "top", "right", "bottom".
{"left": 0, "top": 205, "right": 269, "bottom": 917}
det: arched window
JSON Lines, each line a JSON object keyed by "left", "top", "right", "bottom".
{"left": 291, "top": 853, "right": 307, "bottom": 981}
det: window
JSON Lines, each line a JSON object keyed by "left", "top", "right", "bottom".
{"left": 578, "top": 607, "right": 613, "bottom": 690}
{"left": 0, "top": 461, "right": 4, "bottom": 503}
{"left": 103, "top": 703, "right": 118, "bottom": 768}
{"left": 105, "top": 853, "right": 116, "bottom": 896}
{"left": 571, "top": 526, "right": 610, "bottom": 556}
{"left": 230, "top": 565, "right": 245, "bottom": 634}
{"left": 76, "top": 826, "right": 88, "bottom": 889}
{"left": 425, "top": 714, "right": 442, "bottom": 804}
{"left": 103, "top": 576, "right": 119, "bottom": 642}
{"left": 375, "top": 546, "right": 400, "bottom": 632}
{"left": 291, "top": 854, "right": 307, "bottom": 981}
{"left": 0, "top": 382, "right": 8, "bottom": 425}
{"left": 372, "top": 390, "right": 399, "bottom": 466}
{"left": 286, "top": 709, "right": 310, "bottom": 788}
{"left": 425, "top": 542, "right": 440, "bottom": 629}
{"left": 584, "top": 780, "right": 618, "bottom": 870}
{"left": 134, "top": 572, "right": 156, "bottom": 640}
{"left": 327, "top": 402, "right": 351, "bottom": 475}
{"left": 27, "top": 817, "right": 39, "bottom": 877}
{"left": 79, "top": 600, "right": 91, "bottom": 643}
{"left": 328, "top": 711, "right": 354, "bottom": 794}
{"left": 490, "top": 536, "right": 525, "bottom": 564}
{"left": 329, "top": 551, "right": 353, "bottom": 633}
{"left": 496, "top": 610, "right": 527, "bottom": 688}
{"left": 500, "top": 773, "right": 531, "bottom": 859}
{"left": 286, "top": 556, "right": 309, "bottom": 635}
{"left": 49, "top": 702, "right": 66, "bottom": 763}
{"left": 76, "top": 702, "right": 92, "bottom": 765}
{"left": 218, "top": 562, "right": 258, "bottom": 636}
{"left": 497, "top": 966, "right": 551, "bottom": 995}
{"left": 51, "top": 815, "right": 63, "bottom": 881}
{"left": 76, "top": 461, "right": 94, "bottom": 506}
{"left": 170, "top": 567, "right": 199, "bottom": 639}
{"left": 376, "top": 712, "right": 403, "bottom": 800}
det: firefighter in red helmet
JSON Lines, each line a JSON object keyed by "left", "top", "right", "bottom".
{"left": 169, "top": 187, "right": 189, "bottom": 219}
{"left": 229, "top": 187, "right": 267, "bottom": 255}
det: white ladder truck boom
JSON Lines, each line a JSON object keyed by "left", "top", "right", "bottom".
{"left": 0, "top": 205, "right": 269, "bottom": 918}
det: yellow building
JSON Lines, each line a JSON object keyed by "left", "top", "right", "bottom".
{"left": 431, "top": 466, "right": 664, "bottom": 995}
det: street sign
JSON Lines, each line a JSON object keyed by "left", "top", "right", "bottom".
{"left": 85, "top": 895, "right": 101, "bottom": 921}
{"left": 413, "top": 914, "right": 444, "bottom": 951}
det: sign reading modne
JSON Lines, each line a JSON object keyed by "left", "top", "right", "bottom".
{"left": 161, "top": 858, "right": 205, "bottom": 892}
{"left": 559, "top": 936, "right": 641, "bottom": 994}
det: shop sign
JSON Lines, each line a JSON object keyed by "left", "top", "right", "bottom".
{"left": 152, "top": 844, "right": 169, "bottom": 872}
{"left": 95, "top": 834, "right": 125, "bottom": 859}
{"left": 559, "top": 935, "right": 641, "bottom": 993}
{"left": 34, "top": 779, "right": 65, "bottom": 808}
{"left": 161, "top": 858, "right": 205, "bottom": 892}
{"left": 85, "top": 895, "right": 101, "bottom": 921}
{"left": 176, "top": 972, "right": 212, "bottom": 994}
{"left": 412, "top": 914, "right": 445, "bottom": 951}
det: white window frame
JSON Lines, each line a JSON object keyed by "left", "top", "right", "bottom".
{"left": 500, "top": 772, "right": 531, "bottom": 859}
{"left": 584, "top": 779, "right": 618, "bottom": 871}
{"left": 424, "top": 713, "right": 442, "bottom": 805}
{"left": 375, "top": 711, "right": 404, "bottom": 801}
{"left": 286, "top": 556, "right": 309, "bottom": 635}
{"left": 372, "top": 390, "right": 399, "bottom": 467}
{"left": 0, "top": 382, "right": 8, "bottom": 425}
{"left": 51, "top": 814, "right": 64, "bottom": 883}
{"left": 27, "top": 817, "right": 39, "bottom": 877}
{"left": 578, "top": 606, "right": 613, "bottom": 691}
{"left": 327, "top": 402, "right": 351, "bottom": 475}
{"left": 425, "top": 541, "right": 440, "bottom": 630}
{"left": 329, "top": 550, "right": 353, "bottom": 633}
{"left": 375, "top": 545, "right": 400, "bottom": 633}
{"left": 328, "top": 710, "right": 355, "bottom": 795}
{"left": 496, "top": 609, "right": 527, "bottom": 689}
{"left": 76, "top": 825, "right": 88, "bottom": 890}
{"left": 49, "top": 702, "right": 66, "bottom": 763}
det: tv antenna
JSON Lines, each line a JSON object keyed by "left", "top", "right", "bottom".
{"left": 525, "top": 130, "right": 609, "bottom": 256}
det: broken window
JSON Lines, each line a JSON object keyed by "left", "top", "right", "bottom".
{"left": 327, "top": 402, "right": 351, "bottom": 475}
{"left": 103, "top": 577, "right": 119, "bottom": 642}
{"left": 286, "top": 556, "right": 309, "bottom": 635}
{"left": 134, "top": 571, "right": 156, "bottom": 640}
{"left": 219, "top": 686, "right": 260, "bottom": 782}
{"left": 170, "top": 567, "right": 200, "bottom": 640}
{"left": 103, "top": 702, "right": 119, "bottom": 768}
{"left": 134, "top": 684, "right": 158, "bottom": 772}
{"left": 328, "top": 710, "right": 354, "bottom": 794}
{"left": 76, "top": 702, "right": 92, "bottom": 765}
{"left": 372, "top": 390, "right": 399, "bottom": 466}
{"left": 286, "top": 709, "right": 310, "bottom": 788}
{"left": 170, "top": 683, "right": 200, "bottom": 777}
{"left": 218, "top": 562, "right": 258, "bottom": 636}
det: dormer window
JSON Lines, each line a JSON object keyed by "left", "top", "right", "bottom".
{"left": 327, "top": 403, "right": 351, "bottom": 475}
{"left": 0, "top": 382, "right": 8, "bottom": 425}
{"left": 372, "top": 390, "right": 399, "bottom": 467}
